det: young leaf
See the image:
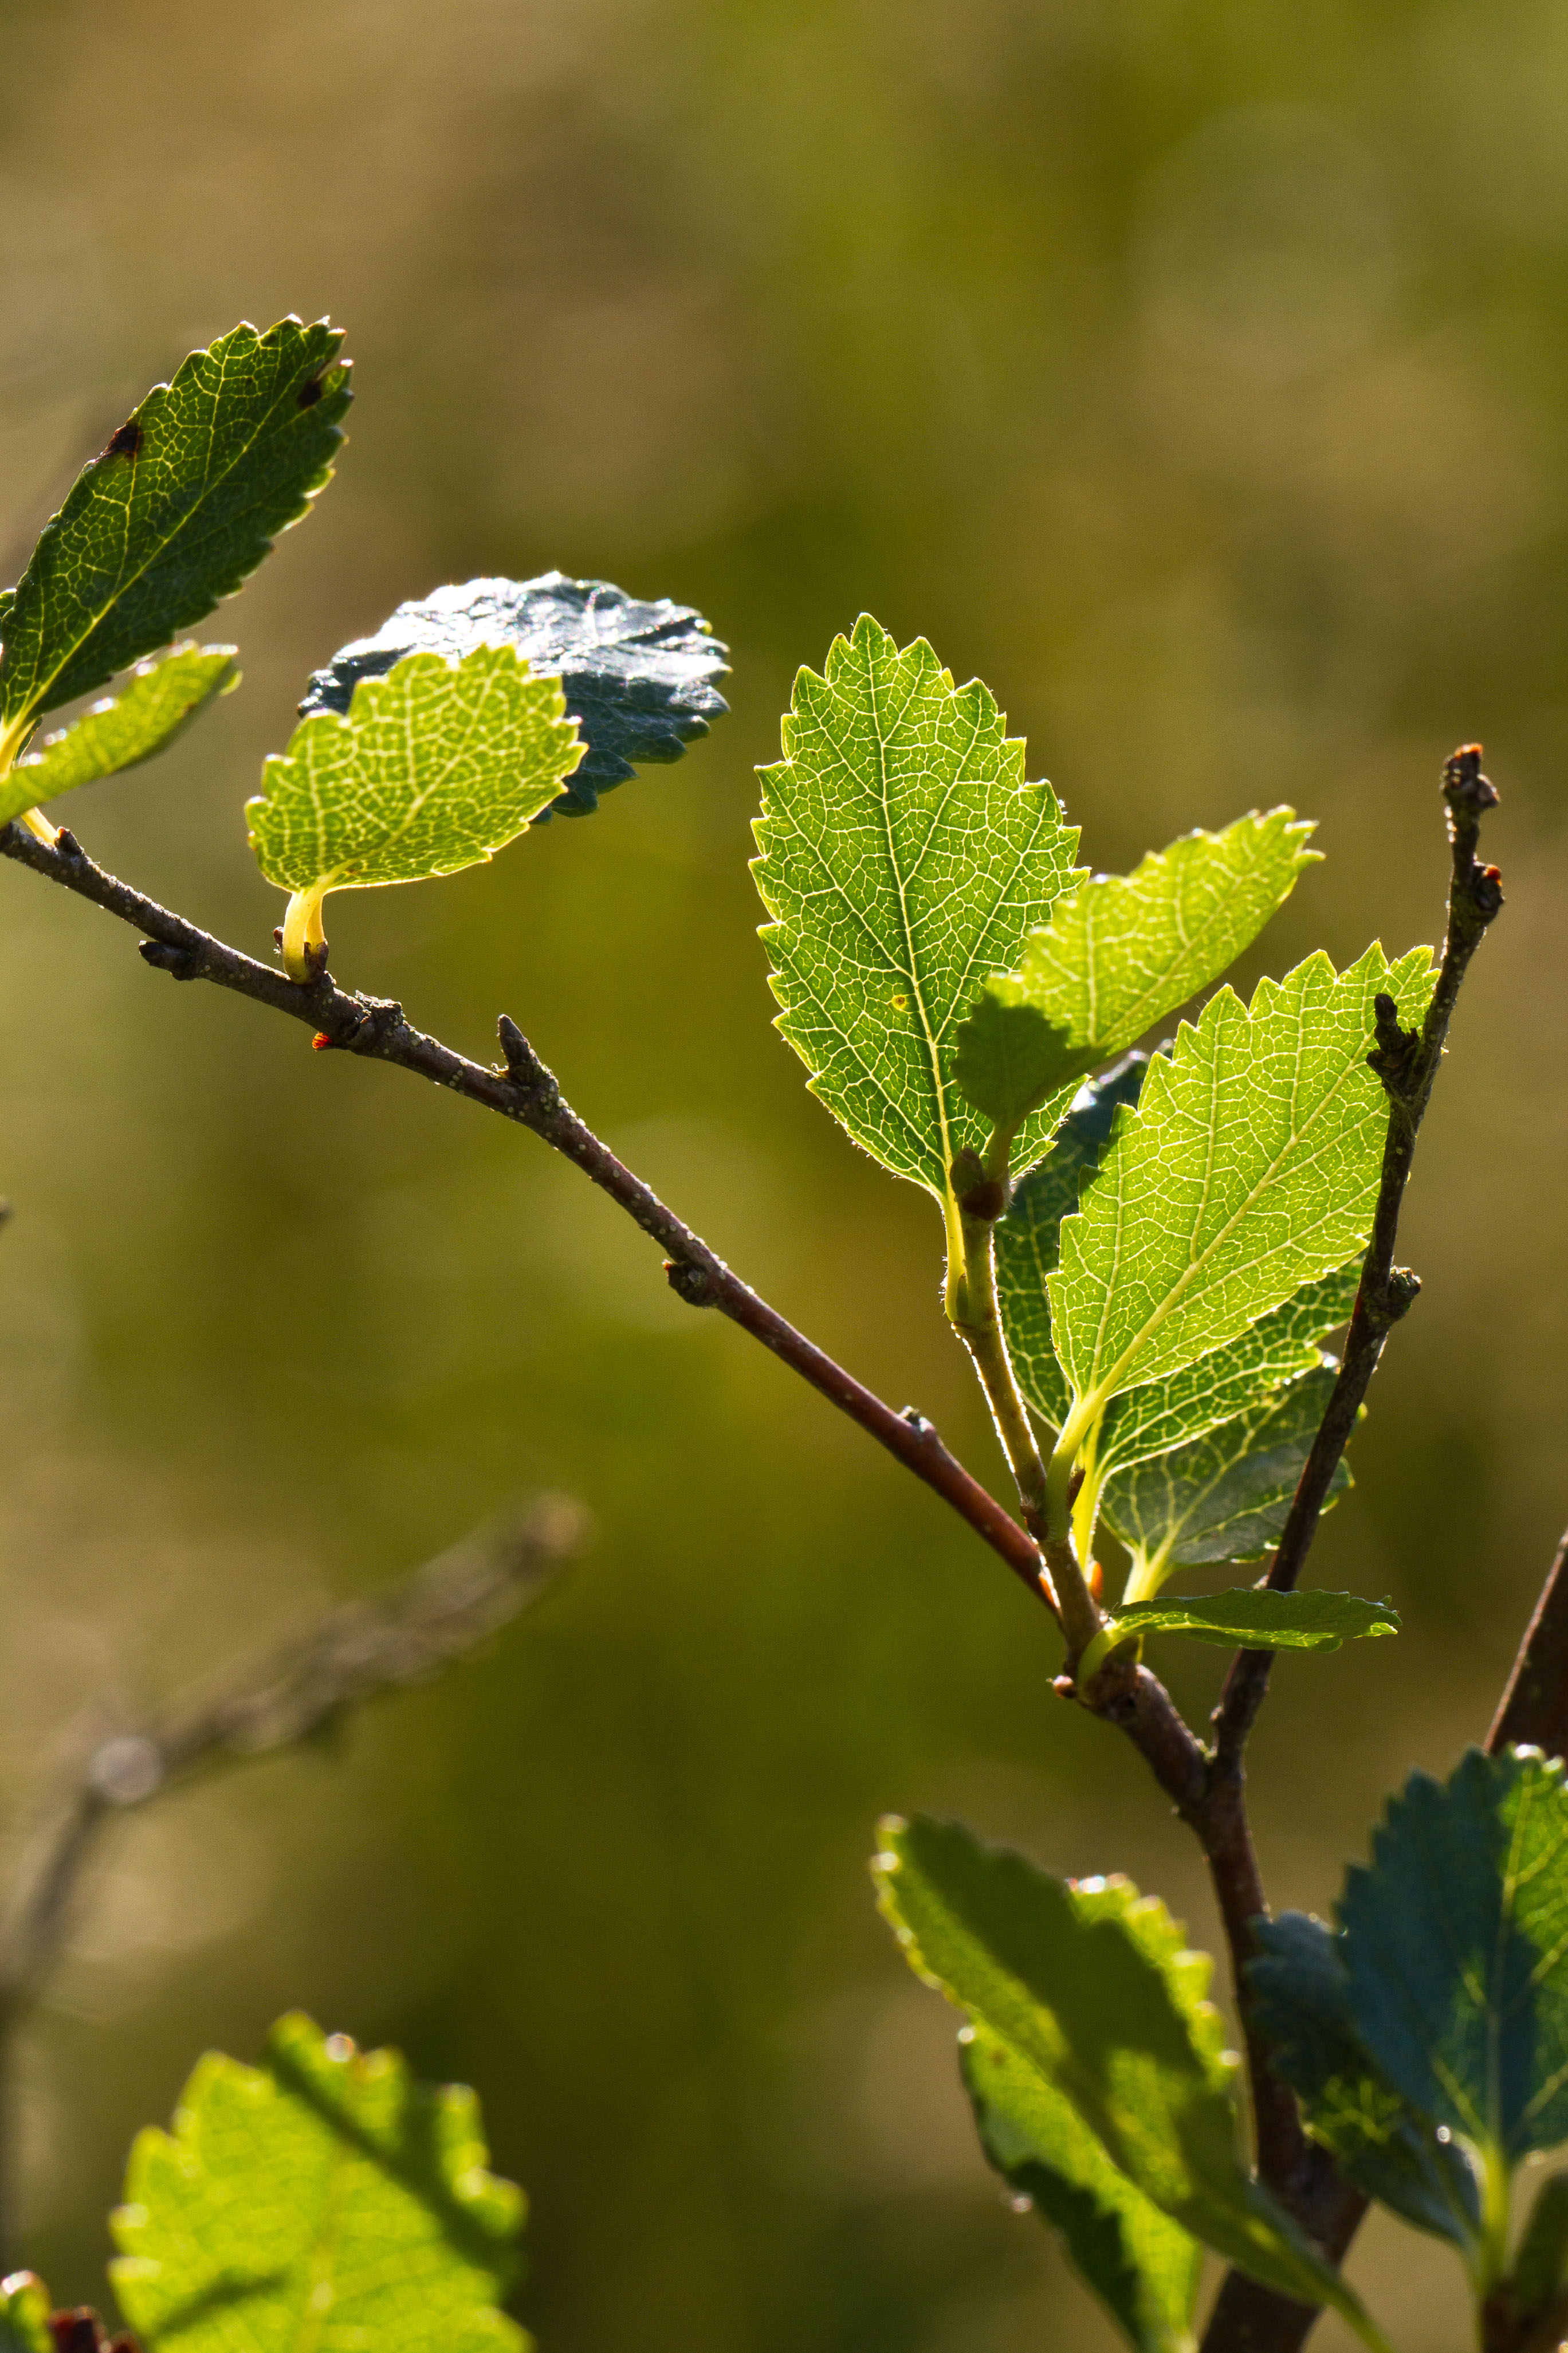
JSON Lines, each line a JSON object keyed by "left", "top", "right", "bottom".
{"left": 1339, "top": 1748, "right": 1568, "bottom": 2171}
{"left": 1051, "top": 945, "right": 1435, "bottom": 1436}
{"left": 0, "top": 319, "right": 349, "bottom": 748}
{"left": 961, "top": 2022, "right": 1201, "bottom": 2353}
{"left": 873, "top": 1814, "right": 1388, "bottom": 2341}
{"left": 995, "top": 1053, "right": 1150, "bottom": 1428}
{"left": 1101, "top": 1364, "right": 1351, "bottom": 1590}
{"left": 0, "top": 645, "right": 238, "bottom": 823}
{"left": 0, "top": 2277, "right": 52, "bottom": 2353}
{"left": 300, "top": 572, "right": 729, "bottom": 816}
{"left": 110, "top": 2011, "right": 525, "bottom": 2353}
{"left": 753, "top": 617, "right": 1084, "bottom": 1202}
{"left": 996, "top": 809, "right": 1318, "bottom": 1071}
{"left": 1092, "top": 1589, "right": 1398, "bottom": 1668}
{"left": 1249, "top": 1912, "right": 1483, "bottom": 2252}
{"left": 246, "top": 646, "right": 583, "bottom": 977}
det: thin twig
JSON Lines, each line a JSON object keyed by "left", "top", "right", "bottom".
{"left": 0, "top": 1494, "right": 586, "bottom": 2261}
{"left": 0, "top": 821, "right": 1058, "bottom": 1616}
{"left": 1211, "top": 746, "right": 1503, "bottom": 1771}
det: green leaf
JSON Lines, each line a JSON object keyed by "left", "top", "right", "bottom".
{"left": 873, "top": 1814, "right": 1387, "bottom": 2340}
{"left": 1095, "top": 1589, "right": 1398, "bottom": 1665}
{"left": 0, "top": 2276, "right": 52, "bottom": 2353}
{"left": 1512, "top": 2172, "right": 1568, "bottom": 2317}
{"left": 961, "top": 2022, "right": 1200, "bottom": 2353}
{"left": 1101, "top": 1364, "right": 1351, "bottom": 1586}
{"left": 950, "top": 990, "right": 1080, "bottom": 1134}
{"left": 0, "top": 644, "right": 238, "bottom": 823}
{"left": 995, "top": 1053, "right": 1150, "bottom": 1428}
{"left": 110, "top": 2011, "right": 526, "bottom": 2353}
{"left": 1051, "top": 945, "right": 1435, "bottom": 1434}
{"left": 1339, "top": 1748, "right": 1568, "bottom": 2171}
{"left": 993, "top": 809, "right": 1318, "bottom": 1073}
{"left": 247, "top": 646, "right": 583, "bottom": 972}
{"left": 1249, "top": 1912, "right": 1483, "bottom": 2251}
{"left": 301, "top": 573, "right": 729, "bottom": 817}
{"left": 0, "top": 319, "right": 349, "bottom": 742}
{"left": 753, "top": 617, "right": 1084, "bottom": 1201}
{"left": 1095, "top": 1266, "right": 1360, "bottom": 1480}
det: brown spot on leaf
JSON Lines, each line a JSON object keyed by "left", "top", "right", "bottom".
{"left": 297, "top": 375, "right": 326, "bottom": 409}
{"left": 102, "top": 419, "right": 142, "bottom": 461}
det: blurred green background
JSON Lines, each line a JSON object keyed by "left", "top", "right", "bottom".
{"left": 0, "top": 2, "right": 1562, "bottom": 2347}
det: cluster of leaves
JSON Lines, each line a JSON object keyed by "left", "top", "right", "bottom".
{"left": 877, "top": 1752, "right": 1568, "bottom": 2353}
{"left": 0, "top": 2015, "right": 525, "bottom": 2353}
{"left": 0, "top": 314, "right": 728, "bottom": 982}
{"left": 753, "top": 614, "right": 1417, "bottom": 1663}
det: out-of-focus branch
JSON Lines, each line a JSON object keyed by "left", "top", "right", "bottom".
{"left": 0, "top": 1489, "right": 586, "bottom": 2249}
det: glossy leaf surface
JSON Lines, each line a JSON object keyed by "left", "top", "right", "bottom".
{"left": 754, "top": 617, "right": 1083, "bottom": 1197}
{"left": 0, "top": 319, "right": 348, "bottom": 729}
{"left": 962, "top": 2023, "right": 1200, "bottom": 2352}
{"left": 1051, "top": 946, "right": 1435, "bottom": 1420}
{"left": 247, "top": 646, "right": 581, "bottom": 899}
{"left": 300, "top": 572, "right": 728, "bottom": 815}
{"left": 0, "top": 645, "right": 238, "bottom": 823}
{"left": 1106, "top": 1587, "right": 1398, "bottom": 1654}
{"left": 111, "top": 2011, "right": 525, "bottom": 2353}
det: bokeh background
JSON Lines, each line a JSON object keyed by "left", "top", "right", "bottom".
{"left": 0, "top": 2, "right": 1562, "bottom": 2346}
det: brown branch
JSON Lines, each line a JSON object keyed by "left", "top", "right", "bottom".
{"left": 0, "top": 819, "right": 1060, "bottom": 1618}
{"left": 1212, "top": 746, "right": 1503, "bottom": 1771}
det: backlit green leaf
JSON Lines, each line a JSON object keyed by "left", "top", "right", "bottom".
{"left": 0, "top": 644, "right": 238, "bottom": 823}
{"left": 247, "top": 646, "right": 583, "bottom": 971}
{"left": 0, "top": 319, "right": 349, "bottom": 742}
{"left": 0, "top": 2276, "right": 51, "bottom": 2353}
{"left": 961, "top": 2022, "right": 1200, "bottom": 2353}
{"left": 1101, "top": 1587, "right": 1398, "bottom": 1658}
{"left": 874, "top": 1814, "right": 1386, "bottom": 2340}
{"left": 1339, "top": 1748, "right": 1568, "bottom": 2171}
{"left": 950, "top": 991, "right": 1079, "bottom": 1134}
{"left": 1101, "top": 1364, "right": 1350, "bottom": 1588}
{"left": 1051, "top": 945, "right": 1435, "bottom": 1432}
{"left": 753, "top": 617, "right": 1083, "bottom": 1200}
{"left": 1095, "top": 1268, "right": 1359, "bottom": 1479}
{"left": 1001, "top": 809, "right": 1317, "bottom": 1068}
{"left": 111, "top": 2011, "right": 526, "bottom": 2353}
{"left": 300, "top": 573, "right": 729, "bottom": 817}
{"left": 1249, "top": 1912, "right": 1483, "bottom": 2251}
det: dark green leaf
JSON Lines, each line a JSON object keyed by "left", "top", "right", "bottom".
{"left": 300, "top": 572, "right": 728, "bottom": 816}
{"left": 873, "top": 1814, "right": 1387, "bottom": 2339}
{"left": 962, "top": 2023, "right": 1201, "bottom": 2352}
{"left": 1249, "top": 1912, "right": 1483, "bottom": 2250}
{"left": 0, "top": 644, "right": 238, "bottom": 823}
{"left": 995, "top": 1053, "right": 1149, "bottom": 1427}
{"left": 0, "top": 319, "right": 349, "bottom": 740}
{"left": 1101, "top": 1366, "right": 1350, "bottom": 1586}
{"left": 111, "top": 2011, "right": 525, "bottom": 2353}
{"left": 1340, "top": 1748, "right": 1568, "bottom": 2170}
